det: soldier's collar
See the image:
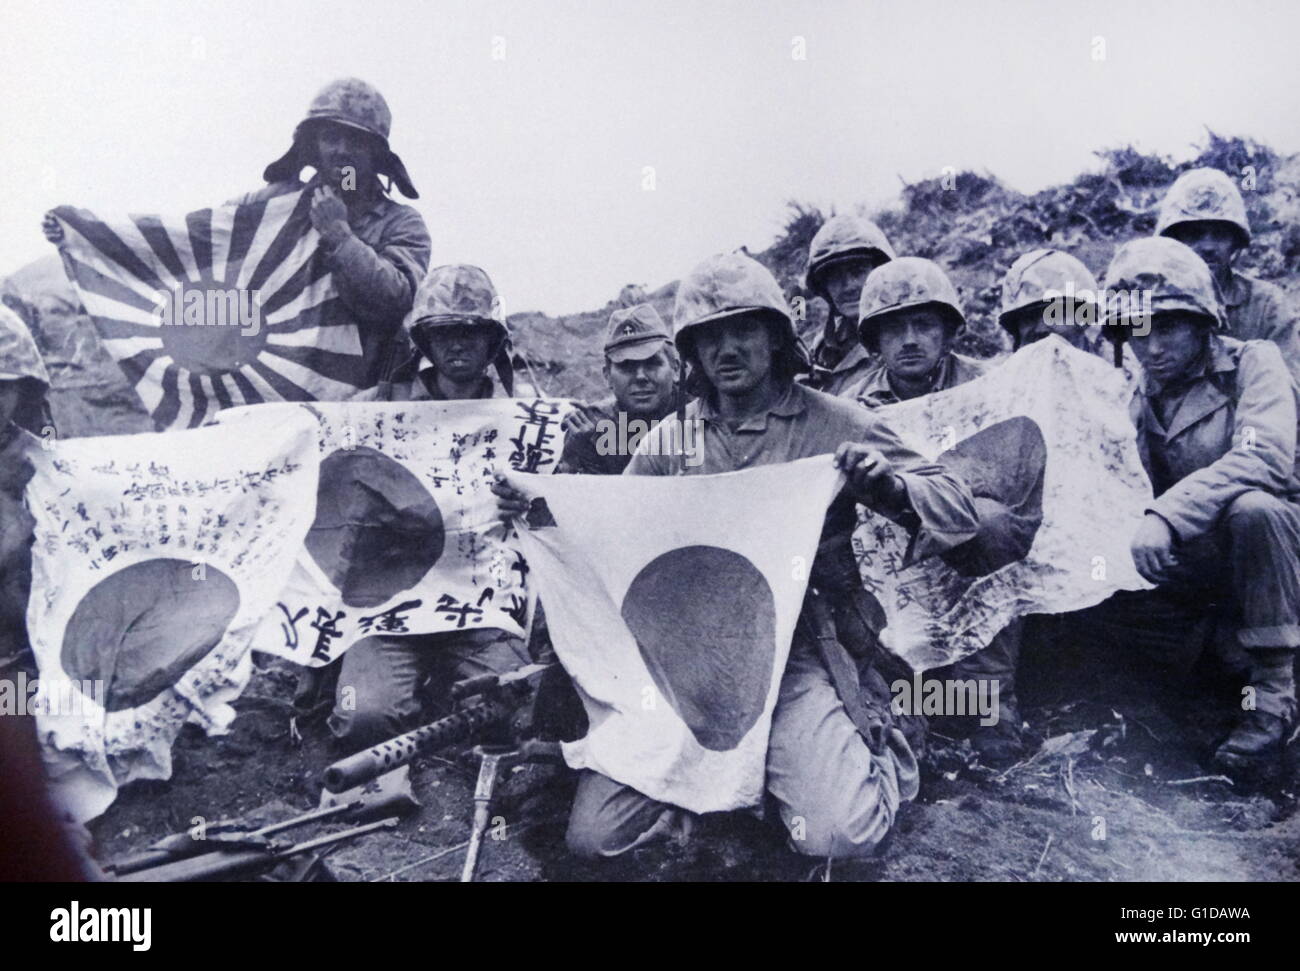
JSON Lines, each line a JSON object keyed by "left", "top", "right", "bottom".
{"left": 864, "top": 352, "right": 953, "bottom": 403}
{"left": 1141, "top": 336, "right": 1235, "bottom": 396}
{"left": 697, "top": 380, "right": 804, "bottom": 429}
{"left": 1219, "top": 270, "right": 1250, "bottom": 309}
{"left": 416, "top": 365, "right": 494, "bottom": 400}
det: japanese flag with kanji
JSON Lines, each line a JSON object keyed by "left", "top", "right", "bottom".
{"left": 218, "top": 398, "right": 571, "bottom": 666}
{"left": 25, "top": 408, "right": 320, "bottom": 821}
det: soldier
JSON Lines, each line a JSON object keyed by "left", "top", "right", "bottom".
{"left": 857, "top": 258, "right": 1029, "bottom": 765}
{"left": 558, "top": 303, "right": 679, "bottom": 475}
{"left": 501, "top": 252, "right": 981, "bottom": 859}
{"left": 855, "top": 257, "right": 989, "bottom": 407}
{"left": 998, "top": 249, "right": 1108, "bottom": 358}
{"left": 1098, "top": 236, "right": 1300, "bottom": 773}
{"left": 0, "top": 306, "right": 54, "bottom": 660}
{"left": 320, "top": 263, "right": 528, "bottom": 747}
{"left": 44, "top": 78, "right": 434, "bottom": 394}
{"left": 802, "top": 213, "right": 896, "bottom": 398}
{"left": 1157, "top": 167, "right": 1300, "bottom": 382}
{"left": 355, "top": 263, "right": 514, "bottom": 402}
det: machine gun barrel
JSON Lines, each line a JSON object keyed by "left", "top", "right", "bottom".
{"left": 322, "top": 695, "right": 511, "bottom": 793}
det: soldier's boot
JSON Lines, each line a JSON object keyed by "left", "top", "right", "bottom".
{"left": 1213, "top": 648, "right": 1295, "bottom": 772}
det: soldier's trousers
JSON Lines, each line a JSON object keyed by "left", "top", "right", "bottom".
{"left": 1078, "top": 490, "right": 1300, "bottom": 718}
{"left": 564, "top": 634, "right": 920, "bottom": 860}
{"left": 942, "top": 497, "right": 1032, "bottom": 724}
{"left": 328, "top": 628, "right": 530, "bottom": 750}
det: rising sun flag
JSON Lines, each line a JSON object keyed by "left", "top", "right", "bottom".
{"left": 52, "top": 185, "right": 368, "bottom": 430}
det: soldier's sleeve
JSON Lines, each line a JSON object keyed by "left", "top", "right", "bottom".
{"left": 1151, "top": 340, "right": 1297, "bottom": 541}
{"left": 323, "top": 206, "right": 432, "bottom": 324}
{"left": 859, "top": 414, "right": 980, "bottom": 559}
{"left": 1254, "top": 285, "right": 1300, "bottom": 387}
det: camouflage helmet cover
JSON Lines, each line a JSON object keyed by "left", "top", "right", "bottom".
{"left": 0, "top": 305, "right": 50, "bottom": 388}
{"left": 406, "top": 264, "right": 507, "bottom": 340}
{"left": 1102, "top": 236, "right": 1226, "bottom": 334}
{"left": 804, "top": 213, "right": 896, "bottom": 293}
{"left": 999, "top": 249, "right": 1100, "bottom": 327}
{"left": 672, "top": 252, "right": 810, "bottom": 375}
{"left": 857, "top": 256, "right": 966, "bottom": 348}
{"left": 300, "top": 77, "right": 393, "bottom": 141}
{"left": 1156, "top": 167, "right": 1250, "bottom": 246}
{"left": 263, "top": 78, "right": 419, "bottom": 199}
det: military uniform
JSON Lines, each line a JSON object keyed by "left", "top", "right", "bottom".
{"left": 1099, "top": 236, "right": 1300, "bottom": 768}
{"left": 856, "top": 351, "right": 989, "bottom": 408}
{"left": 1157, "top": 167, "right": 1300, "bottom": 384}
{"left": 998, "top": 249, "right": 1111, "bottom": 357}
{"left": 248, "top": 79, "right": 431, "bottom": 390}
{"left": 0, "top": 307, "right": 52, "bottom": 659}
{"left": 558, "top": 303, "right": 677, "bottom": 475}
{"left": 565, "top": 252, "right": 980, "bottom": 859}
{"left": 802, "top": 214, "right": 896, "bottom": 399}
{"left": 1220, "top": 271, "right": 1300, "bottom": 380}
{"left": 325, "top": 264, "right": 527, "bottom": 749}
{"left": 856, "top": 257, "right": 1027, "bottom": 761}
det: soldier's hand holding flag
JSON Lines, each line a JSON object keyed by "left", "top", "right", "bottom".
{"left": 835, "top": 442, "right": 909, "bottom": 513}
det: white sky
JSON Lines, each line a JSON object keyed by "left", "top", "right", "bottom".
{"left": 4, "top": 0, "right": 1298, "bottom": 314}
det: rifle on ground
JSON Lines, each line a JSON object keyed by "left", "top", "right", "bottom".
{"left": 115, "top": 818, "right": 399, "bottom": 882}
{"left": 107, "top": 783, "right": 416, "bottom": 881}
{"left": 322, "top": 663, "right": 552, "bottom": 794}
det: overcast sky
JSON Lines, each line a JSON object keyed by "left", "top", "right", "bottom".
{"left": 5, "top": 0, "right": 1298, "bottom": 314}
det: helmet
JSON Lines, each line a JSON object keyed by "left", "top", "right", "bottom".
{"left": 673, "top": 252, "right": 806, "bottom": 358}
{"left": 1156, "top": 167, "right": 1250, "bottom": 248}
{"left": 406, "top": 264, "right": 507, "bottom": 340}
{"left": 404, "top": 265, "right": 514, "bottom": 394}
{"left": 300, "top": 77, "right": 393, "bottom": 141}
{"left": 263, "top": 78, "right": 419, "bottom": 199}
{"left": 0, "top": 304, "right": 50, "bottom": 388}
{"left": 804, "top": 213, "right": 896, "bottom": 295}
{"left": 999, "top": 249, "right": 1100, "bottom": 334}
{"left": 1101, "top": 236, "right": 1226, "bottom": 338}
{"left": 604, "top": 303, "right": 673, "bottom": 363}
{"left": 857, "top": 257, "right": 965, "bottom": 351}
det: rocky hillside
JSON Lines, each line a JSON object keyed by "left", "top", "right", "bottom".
{"left": 511, "top": 133, "right": 1300, "bottom": 401}
{"left": 5, "top": 134, "right": 1297, "bottom": 431}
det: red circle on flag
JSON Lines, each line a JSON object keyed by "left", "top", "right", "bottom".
{"left": 156, "top": 280, "right": 270, "bottom": 373}
{"left": 305, "top": 447, "right": 446, "bottom": 608}
{"left": 61, "top": 558, "right": 240, "bottom": 712}
{"left": 621, "top": 545, "right": 776, "bottom": 751}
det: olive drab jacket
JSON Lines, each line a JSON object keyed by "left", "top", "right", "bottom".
{"left": 1134, "top": 335, "right": 1300, "bottom": 543}
{"left": 808, "top": 326, "right": 877, "bottom": 399}
{"left": 802, "top": 214, "right": 896, "bottom": 398}
{"left": 0, "top": 429, "right": 38, "bottom": 658}
{"left": 1220, "top": 271, "right": 1300, "bottom": 385}
{"left": 231, "top": 178, "right": 431, "bottom": 389}
{"left": 855, "top": 352, "right": 990, "bottom": 409}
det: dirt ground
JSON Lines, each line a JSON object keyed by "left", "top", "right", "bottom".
{"left": 83, "top": 622, "right": 1300, "bottom": 884}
